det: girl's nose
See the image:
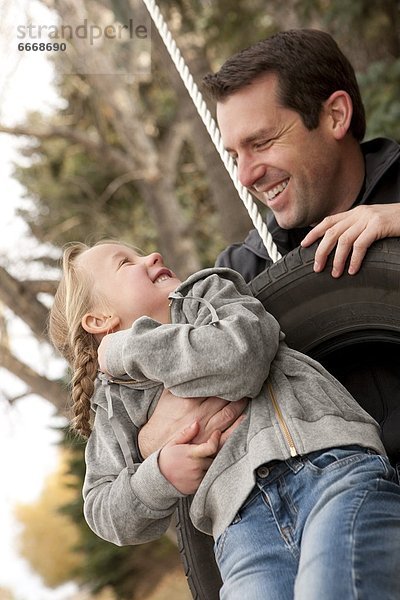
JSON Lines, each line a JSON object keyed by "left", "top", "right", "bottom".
{"left": 145, "top": 252, "right": 163, "bottom": 266}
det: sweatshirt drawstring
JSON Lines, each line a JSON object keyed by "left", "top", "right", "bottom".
{"left": 102, "top": 378, "right": 135, "bottom": 470}
{"left": 168, "top": 291, "right": 220, "bottom": 325}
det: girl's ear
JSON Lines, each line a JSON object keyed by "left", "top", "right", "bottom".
{"left": 81, "top": 313, "right": 120, "bottom": 335}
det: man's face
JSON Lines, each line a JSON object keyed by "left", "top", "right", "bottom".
{"left": 217, "top": 73, "right": 345, "bottom": 229}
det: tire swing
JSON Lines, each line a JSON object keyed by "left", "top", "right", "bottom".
{"left": 176, "top": 238, "right": 400, "bottom": 600}
{"left": 142, "top": 2, "right": 400, "bottom": 599}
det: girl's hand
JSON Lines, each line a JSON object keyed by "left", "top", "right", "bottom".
{"left": 158, "top": 421, "right": 221, "bottom": 495}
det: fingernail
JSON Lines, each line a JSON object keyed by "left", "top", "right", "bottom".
{"left": 314, "top": 262, "right": 320, "bottom": 272}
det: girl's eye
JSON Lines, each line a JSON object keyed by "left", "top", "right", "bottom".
{"left": 119, "top": 257, "right": 131, "bottom": 267}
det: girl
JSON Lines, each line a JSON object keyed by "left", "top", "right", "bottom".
{"left": 49, "top": 240, "right": 400, "bottom": 600}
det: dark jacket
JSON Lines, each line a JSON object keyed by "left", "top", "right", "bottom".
{"left": 216, "top": 138, "right": 400, "bottom": 281}
{"left": 216, "top": 137, "right": 400, "bottom": 462}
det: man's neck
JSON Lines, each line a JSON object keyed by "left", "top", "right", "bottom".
{"left": 331, "top": 141, "right": 365, "bottom": 215}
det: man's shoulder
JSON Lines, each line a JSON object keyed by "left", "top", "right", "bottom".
{"left": 362, "top": 137, "right": 400, "bottom": 177}
{"left": 362, "top": 137, "right": 400, "bottom": 205}
{"left": 215, "top": 235, "right": 272, "bottom": 282}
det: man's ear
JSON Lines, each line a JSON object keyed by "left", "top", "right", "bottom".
{"left": 81, "top": 313, "right": 120, "bottom": 335}
{"left": 323, "top": 90, "right": 353, "bottom": 140}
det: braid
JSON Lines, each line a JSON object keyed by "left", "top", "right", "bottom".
{"left": 49, "top": 242, "right": 102, "bottom": 439}
{"left": 70, "top": 332, "right": 99, "bottom": 438}
{"left": 49, "top": 239, "right": 135, "bottom": 437}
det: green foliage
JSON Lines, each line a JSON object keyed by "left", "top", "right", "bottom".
{"left": 14, "top": 131, "right": 157, "bottom": 252}
{"left": 177, "top": 0, "right": 277, "bottom": 62}
{"left": 175, "top": 142, "right": 226, "bottom": 267}
{"left": 359, "top": 59, "right": 400, "bottom": 141}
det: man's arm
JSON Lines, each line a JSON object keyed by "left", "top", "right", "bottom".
{"left": 301, "top": 204, "right": 400, "bottom": 277}
{"left": 138, "top": 389, "right": 247, "bottom": 459}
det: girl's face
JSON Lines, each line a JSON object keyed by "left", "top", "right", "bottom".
{"left": 78, "top": 243, "right": 181, "bottom": 330}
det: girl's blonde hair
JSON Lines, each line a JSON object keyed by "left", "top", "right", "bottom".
{"left": 49, "top": 239, "right": 139, "bottom": 438}
{"left": 49, "top": 242, "right": 98, "bottom": 438}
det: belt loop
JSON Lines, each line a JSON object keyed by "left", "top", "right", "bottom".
{"left": 286, "top": 455, "right": 304, "bottom": 474}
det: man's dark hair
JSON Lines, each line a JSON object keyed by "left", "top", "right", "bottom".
{"left": 203, "top": 29, "right": 366, "bottom": 141}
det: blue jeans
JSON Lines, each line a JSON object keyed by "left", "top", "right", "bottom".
{"left": 214, "top": 446, "right": 400, "bottom": 600}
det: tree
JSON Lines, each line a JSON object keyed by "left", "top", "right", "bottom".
{"left": 15, "top": 448, "right": 83, "bottom": 588}
{"left": 0, "top": 588, "right": 16, "bottom": 600}
{"left": 1, "top": 0, "right": 400, "bottom": 596}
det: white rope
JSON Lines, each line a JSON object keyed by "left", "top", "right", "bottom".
{"left": 141, "top": 0, "right": 281, "bottom": 263}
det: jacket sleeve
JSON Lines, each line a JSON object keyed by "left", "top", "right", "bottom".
{"left": 104, "top": 271, "right": 281, "bottom": 401}
{"left": 83, "top": 401, "right": 184, "bottom": 546}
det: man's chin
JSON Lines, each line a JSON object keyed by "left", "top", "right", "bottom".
{"left": 272, "top": 212, "right": 295, "bottom": 230}
{"left": 272, "top": 209, "right": 310, "bottom": 231}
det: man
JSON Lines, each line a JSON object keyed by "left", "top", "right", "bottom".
{"left": 139, "top": 28, "right": 400, "bottom": 458}
{"left": 208, "top": 28, "right": 400, "bottom": 280}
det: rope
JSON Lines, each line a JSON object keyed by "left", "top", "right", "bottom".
{"left": 141, "top": 0, "right": 281, "bottom": 263}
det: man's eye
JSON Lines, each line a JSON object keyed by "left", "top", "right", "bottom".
{"left": 254, "top": 139, "right": 273, "bottom": 150}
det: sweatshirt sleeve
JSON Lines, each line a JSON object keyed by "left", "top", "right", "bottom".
{"left": 83, "top": 400, "right": 184, "bottom": 546}
{"left": 104, "top": 271, "right": 281, "bottom": 401}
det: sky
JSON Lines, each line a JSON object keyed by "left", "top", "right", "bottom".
{"left": 0, "top": 1, "right": 78, "bottom": 598}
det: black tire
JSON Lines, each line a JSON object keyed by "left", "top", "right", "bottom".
{"left": 176, "top": 237, "right": 400, "bottom": 600}
{"left": 176, "top": 497, "right": 222, "bottom": 599}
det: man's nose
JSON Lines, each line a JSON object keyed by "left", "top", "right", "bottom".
{"left": 237, "top": 155, "right": 266, "bottom": 189}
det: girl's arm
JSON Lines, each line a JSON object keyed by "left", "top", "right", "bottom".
{"left": 83, "top": 400, "right": 218, "bottom": 545}
{"left": 101, "top": 271, "right": 281, "bottom": 401}
{"left": 83, "top": 403, "right": 182, "bottom": 546}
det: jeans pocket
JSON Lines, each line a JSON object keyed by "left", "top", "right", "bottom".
{"left": 305, "top": 446, "right": 368, "bottom": 474}
{"left": 214, "top": 512, "right": 242, "bottom": 564}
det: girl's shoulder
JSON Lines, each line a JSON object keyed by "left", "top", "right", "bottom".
{"left": 176, "top": 267, "right": 252, "bottom": 298}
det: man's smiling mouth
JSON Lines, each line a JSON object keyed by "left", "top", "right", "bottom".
{"left": 254, "top": 178, "right": 289, "bottom": 200}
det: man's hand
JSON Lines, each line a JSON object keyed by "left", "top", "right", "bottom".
{"left": 139, "top": 389, "right": 247, "bottom": 459}
{"left": 301, "top": 204, "right": 400, "bottom": 278}
{"left": 158, "top": 422, "right": 221, "bottom": 495}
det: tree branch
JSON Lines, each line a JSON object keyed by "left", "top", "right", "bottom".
{"left": 0, "top": 265, "right": 49, "bottom": 342}
{"left": 0, "top": 344, "right": 69, "bottom": 416}
{"left": 0, "top": 123, "right": 142, "bottom": 176}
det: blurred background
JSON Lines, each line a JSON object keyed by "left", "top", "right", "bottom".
{"left": 0, "top": 1, "right": 399, "bottom": 599}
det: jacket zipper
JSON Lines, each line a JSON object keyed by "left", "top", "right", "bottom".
{"left": 268, "top": 382, "right": 298, "bottom": 457}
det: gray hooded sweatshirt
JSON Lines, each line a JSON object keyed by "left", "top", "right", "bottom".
{"left": 83, "top": 268, "right": 384, "bottom": 545}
